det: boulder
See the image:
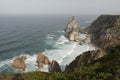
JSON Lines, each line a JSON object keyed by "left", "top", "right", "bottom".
{"left": 65, "top": 16, "right": 81, "bottom": 41}
{"left": 49, "top": 60, "right": 61, "bottom": 73}
{"left": 12, "top": 56, "right": 27, "bottom": 71}
{"left": 65, "top": 49, "right": 106, "bottom": 72}
{"left": 36, "top": 53, "right": 50, "bottom": 68}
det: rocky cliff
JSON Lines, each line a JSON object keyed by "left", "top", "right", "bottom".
{"left": 87, "top": 15, "right": 120, "bottom": 51}
{"left": 3, "top": 15, "right": 120, "bottom": 80}
{"left": 49, "top": 60, "right": 61, "bottom": 73}
{"left": 65, "top": 49, "right": 105, "bottom": 72}
{"left": 65, "top": 16, "right": 81, "bottom": 41}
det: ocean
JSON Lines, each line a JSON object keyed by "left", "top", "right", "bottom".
{"left": 0, "top": 14, "right": 98, "bottom": 74}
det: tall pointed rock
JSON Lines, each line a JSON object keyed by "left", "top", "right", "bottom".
{"left": 65, "top": 16, "right": 81, "bottom": 41}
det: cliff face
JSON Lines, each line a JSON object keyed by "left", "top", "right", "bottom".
{"left": 87, "top": 15, "right": 120, "bottom": 51}
{"left": 65, "top": 16, "right": 81, "bottom": 41}
{"left": 65, "top": 49, "right": 105, "bottom": 72}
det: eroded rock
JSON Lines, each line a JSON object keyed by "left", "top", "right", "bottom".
{"left": 87, "top": 15, "right": 120, "bottom": 51}
{"left": 36, "top": 53, "right": 50, "bottom": 68}
{"left": 65, "top": 16, "right": 81, "bottom": 41}
{"left": 82, "top": 35, "right": 91, "bottom": 44}
{"left": 49, "top": 60, "right": 61, "bottom": 73}
{"left": 65, "top": 49, "right": 106, "bottom": 72}
{"left": 12, "top": 56, "right": 27, "bottom": 71}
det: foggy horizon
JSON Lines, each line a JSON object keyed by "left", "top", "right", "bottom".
{"left": 0, "top": 0, "right": 120, "bottom": 15}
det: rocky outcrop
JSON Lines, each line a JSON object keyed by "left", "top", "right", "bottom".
{"left": 87, "top": 15, "right": 120, "bottom": 51}
{"left": 65, "top": 49, "right": 105, "bottom": 72}
{"left": 49, "top": 60, "right": 61, "bottom": 73}
{"left": 82, "top": 35, "right": 91, "bottom": 44}
{"left": 12, "top": 56, "right": 27, "bottom": 71}
{"left": 65, "top": 16, "right": 81, "bottom": 41}
{"left": 36, "top": 53, "right": 50, "bottom": 68}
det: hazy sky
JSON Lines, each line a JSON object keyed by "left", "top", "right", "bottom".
{"left": 0, "top": 0, "right": 120, "bottom": 15}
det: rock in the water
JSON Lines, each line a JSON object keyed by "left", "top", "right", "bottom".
{"left": 87, "top": 15, "right": 120, "bottom": 51}
{"left": 36, "top": 53, "right": 50, "bottom": 68}
{"left": 82, "top": 35, "right": 91, "bottom": 44}
{"left": 65, "top": 16, "right": 81, "bottom": 41}
{"left": 38, "top": 63, "right": 44, "bottom": 68}
{"left": 65, "top": 49, "right": 106, "bottom": 72}
{"left": 12, "top": 56, "right": 27, "bottom": 71}
{"left": 49, "top": 60, "right": 61, "bottom": 73}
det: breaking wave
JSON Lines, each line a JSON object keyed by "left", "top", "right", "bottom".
{"left": 0, "top": 31, "right": 95, "bottom": 73}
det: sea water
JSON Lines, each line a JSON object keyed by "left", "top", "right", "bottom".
{"left": 0, "top": 14, "right": 98, "bottom": 74}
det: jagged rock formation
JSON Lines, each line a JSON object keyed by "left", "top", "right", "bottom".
{"left": 36, "top": 53, "right": 50, "bottom": 68}
{"left": 12, "top": 56, "right": 27, "bottom": 71}
{"left": 65, "top": 49, "right": 105, "bottom": 72}
{"left": 49, "top": 60, "right": 61, "bottom": 73}
{"left": 65, "top": 16, "right": 81, "bottom": 41}
{"left": 87, "top": 15, "right": 120, "bottom": 51}
{"left": 84, "top": 35, "right": 91, "bottom": 44}
{"left": 82, "top": 35, "right": 91, "bottom": 44}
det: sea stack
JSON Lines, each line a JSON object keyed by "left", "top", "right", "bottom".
{"left": 65, "top": 16, "right": 81, "bottom": 41}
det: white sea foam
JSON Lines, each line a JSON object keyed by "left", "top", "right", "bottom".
{"left": 56, "top": 35, "right": 69, "bottom": 45}
{"left": 0, "top": 59, "right": 11, "bottom": 72}
{"left": 46, "top": 33, "right": 55, "bottom": 40}
{"left": 0, "top": 33, "right": 95, "bottom": 73}
{"left": 42, "top": 34, "right": 95, "bottom": 71}
{"left": 57, "top": 30, "right": 64, "bottom": 33}
{"left": 80, "top": 34, "right": 87, "bottom": 40}
{"left": 0, "top": 59, "right": 11, "bottom": 68}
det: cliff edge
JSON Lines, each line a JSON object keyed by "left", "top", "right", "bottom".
{"left": 87, "top": 15, "right": 120, "bottom": 51}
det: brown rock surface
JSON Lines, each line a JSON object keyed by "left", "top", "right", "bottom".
{"left": 65, "top": 16, "right": 81, "bottom": 41}
{"left": 36, "top": 53, "right": 50, "bottom": 68}
{"left": 12, "top": 56, "right": 27, "bottom": 71}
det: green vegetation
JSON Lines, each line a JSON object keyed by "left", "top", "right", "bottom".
{"left": 22, "top": 72, "right": 49, "bottom": 80}
{"left": 20, "top": 66, "right": 113, "bottom": 80}
{"left": 0, "top": 45, "right": 120, "bottom": 80}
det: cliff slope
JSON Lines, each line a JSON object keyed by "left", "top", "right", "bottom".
{"left": 88, "top": 15, "right": 120, "bottom": 51}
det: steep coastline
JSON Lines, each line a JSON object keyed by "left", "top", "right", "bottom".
{"left": 65, "top": 48, "right": 105, "bottom": 72}
{"left": 65, "top": 15, "right": 120, "bottom": 72}
{"left": 0, "top": 15, "right": 120, "bottom": 80}
{"left": 10, "top": 16, "right": 95, "bottom": 73}
{"left": 87, "top": 15, "right": 120, "bottom": 52}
